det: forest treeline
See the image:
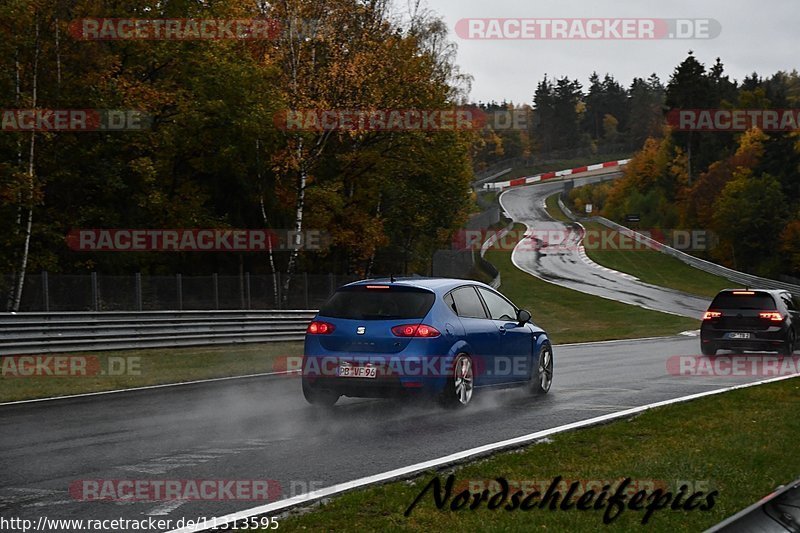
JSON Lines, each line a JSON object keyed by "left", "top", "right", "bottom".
{"left": 1, "top": 0, "right": 798, "bottom": 311}
{"left": 566, "top": 54, "right": 800, "bottom": 279}
{"left": 1, "top": 0, "right": 477, "bottom": 310}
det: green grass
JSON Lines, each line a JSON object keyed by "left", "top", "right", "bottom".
{"left": 544, "top": 193, "right": 572, "bottom": 223}
{"left": 542, "top": 193, "right": 732, "bottom": 299}
{"left": 275, "top": 376, "right": 800, "bottom": 532}
{"left": 581, "top": 221, "right": 732, "bottom": 299}
{"left": 0, "top": 342, "right": 303, "bottom": 402}
{"left": 484, "top": 224, "right": 698, "bottom": 344}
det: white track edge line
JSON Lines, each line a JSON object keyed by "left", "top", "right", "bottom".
{"left": 165, "top": 373, "right": 800, "bottom": 533}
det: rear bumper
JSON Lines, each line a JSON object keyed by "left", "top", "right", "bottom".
{"left": 701, "top": 324, "right": 789, "bottom": 352}
{"left": 301, "top": 354, "right": 452, "bottom": 397}
{"left": 302, "top": 375, "right": 430, "bottom": 398}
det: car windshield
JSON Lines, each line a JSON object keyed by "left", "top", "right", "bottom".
{"left": 710, "top": 293, "right": 777, "bottom": 310}
{"left": 319, "top": 286, "right": 435, "bottom": 320}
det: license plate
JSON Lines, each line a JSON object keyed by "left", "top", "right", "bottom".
{"left": 338, "top": 365, "right": 377, "bottom": 379}
{"left": 729, "top": 332, "right": 751, "bottom": 339}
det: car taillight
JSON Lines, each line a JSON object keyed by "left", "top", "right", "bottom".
{"left": 759, "top": 312, "right": 784, "bottom": 322}
{"left": 307, "top": 321, "right": 335, "bottom": 334}
{"left": 702, "top": 311, "right": 721, "bottom": 320}
{"left": 391, "top": 324, "right": 440, "bottom": 338}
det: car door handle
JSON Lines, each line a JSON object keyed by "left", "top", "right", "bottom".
{"left": 498, "top": 326, "right": 506, "bottom": 334}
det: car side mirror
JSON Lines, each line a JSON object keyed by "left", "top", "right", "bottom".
{"left": 517, "top": 309, "right": 531, "bottom": 325}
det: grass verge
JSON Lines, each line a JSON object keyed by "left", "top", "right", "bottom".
{"left": 543, "top": 192, "right": 732, "bottom": 299}
{"left": 485, "top": 224, "right": 698, "bottom": 344}
{"left": 544, "top": 193, "right": 572, "bottom": 223}
{"left": 581, "top": 221, "right": 732, "bottom": 299}
{"left": 0, "top": 342, "right": 303, "bottom": 402}
{"left": 274, "top": 376, "right": 800, "bottom": 532}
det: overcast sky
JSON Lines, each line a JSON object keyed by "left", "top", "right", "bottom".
{"left": 417, "top": 0, "right": 799, "bottom": 104}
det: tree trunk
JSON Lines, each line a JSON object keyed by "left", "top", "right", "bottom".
{"left": 282, "top": 139, "right": 306, "bottom": 302}
{"left": 6, "top": 48, "right": 23, "bottom": 310}
{"left": 10, "top": 20, "right": 39, "bottom": 312}
{"left": 256, "top": 138, "right": 279, "bottom": 307}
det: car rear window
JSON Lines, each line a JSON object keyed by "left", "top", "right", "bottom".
{"left": 319, "top": 285, "right": 435, "bottom": 320}
{"left": 710, "top": 292, "right": 777, "bottom": 310}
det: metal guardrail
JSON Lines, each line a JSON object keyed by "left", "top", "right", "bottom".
{"left": 556, "top": 194, "right": 800, "bottom": 298}
{"left": 591, "top": 217, "right": 800, "bottom": 298}
{"left": 472, "top": 168, "right": 512, "bottom": 188}
{"left": 479, "top": 223, "right": 513, "bottom": 289}
{"left": 0, "top": 310, "right": 317, "bottom": 355}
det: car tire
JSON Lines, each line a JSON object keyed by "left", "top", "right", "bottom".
{"left": 701, "top": 343, "right": 717, "bottom": 356}
{"left": 439, "top": 353, "right": 474, "bottom": 409}
{"left": 302, "top": 379, "right": 339, "bottom": 407}
{"left": 778, "top": 331, "right": 795, "bottom": 356}
{"left": 531, "top": 343, "right": 553, "bottom": 394}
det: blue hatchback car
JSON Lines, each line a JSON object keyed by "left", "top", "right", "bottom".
{"left": 301, "top": 277, "right": 553, "bottom": 408}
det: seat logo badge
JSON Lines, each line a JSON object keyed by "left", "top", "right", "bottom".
{"left": 357, "top": 326, "right": 366, "bottom": 335}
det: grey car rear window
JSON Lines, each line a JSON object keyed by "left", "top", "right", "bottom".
{"left": 710, "top": 293, "right": 777, "bottom": 310}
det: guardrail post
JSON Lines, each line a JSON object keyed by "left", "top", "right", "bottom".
{"left": 245, "top": 272, "right": 251, "bottom": 310}
{"left": 91, "top": 272, "right": 98, "bottom": 311}
{"left": 176, "top": 273, "right": 183, "bottom": 310}
{"left": 41, "top": 270, "right": 49, "bottom": 312}
{"left": 276, "top": 272, "right": 282, "bottom": 310}
{"left": 135, "top": 273, "right": 142, "bottom": 311}
{"left": 303, "top": 272, "right": 309, "bottom": 309}
{"left": 213, "top": 273, "right": 219, "bottom": 310}
{"left": 239, "top": 270, "right": 245, "bottom": 309}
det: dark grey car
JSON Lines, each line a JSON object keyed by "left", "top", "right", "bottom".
{"left": 700, "top": 289, "right": 799, "bottom": 356}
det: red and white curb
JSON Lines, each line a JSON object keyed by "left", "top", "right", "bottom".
{"left": 485, "top": 158, "right": 630, "bottom": 190}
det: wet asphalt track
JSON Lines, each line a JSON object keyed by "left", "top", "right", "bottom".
{"left": 499, "top": 175, "right": 711, "bottom": 319}
{"left": 0, "top": 176, "right": 749, "bottom": 531}
{"left": 1, "top": 335, "right": 782, "bottom": 531}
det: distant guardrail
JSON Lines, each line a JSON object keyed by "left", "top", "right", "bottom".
{"left": 479, "top": 223, "right": 513, "bottom": 290}
{"left": 592, "top": 217, "right": 800, "bottom": 298}
{"left": 556, "top": 194, "right": 800, "bottom": 298}
{"left": 0, "top": 310, "right": 317, "bottom": 355}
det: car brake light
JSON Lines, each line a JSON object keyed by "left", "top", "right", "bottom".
{"left": 759, "top": 312, "right": 784, "bottom": 321}
{"left": 732, "top": 291, "right": 755, "bottom": 295}
{"left": 702, "top": 311, "right": 721, "bottom": 320}
{"left": 307, "top": 321, "right": 335, "bottom": 334}
{"left": 366, "top": 285, "right": 390, "bottom": 289}
{"left": 391, "top": 324, "right": 441, "bottom": 337}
